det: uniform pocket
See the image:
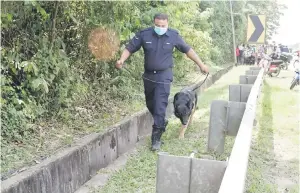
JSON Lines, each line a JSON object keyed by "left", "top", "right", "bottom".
{"left": 143, "top": 41, "right": 153, "bottom": 51}
{"left": 163, "top": 42, "right": 174, "bottom": 53}
{"left": 163, "top": 83, "right": 171, "bottom": 95}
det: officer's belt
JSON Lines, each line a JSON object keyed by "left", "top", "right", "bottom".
{"left": 144, "top": 68, "right": 170, "bottom": 74}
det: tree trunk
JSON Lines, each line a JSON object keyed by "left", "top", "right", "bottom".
{"left": 50, "top": 1, "right": 59, "bottom": 50}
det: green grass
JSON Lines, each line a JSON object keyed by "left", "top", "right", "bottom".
{"left": 245, "top": 76, "right": 299, "bottom": 193}
{"left": 245, "top": 81, "right": 278, "bottom": 193}
{"left": 96, "top": 66, "right": 248, "bottom": 193}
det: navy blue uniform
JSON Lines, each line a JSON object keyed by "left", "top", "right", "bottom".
{"left": 126, "top": 27, "right": 191, "bottom": 128}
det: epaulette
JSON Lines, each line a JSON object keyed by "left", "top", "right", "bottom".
{"left": 168, "top": 28, "right": 179, "bottom": 34}
{"left": 140, "top": 27, "right": 153, "bottom": 33}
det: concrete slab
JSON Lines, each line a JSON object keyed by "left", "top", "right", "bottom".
{"left": 156, "top": 153, "right": 191, "bottom": 193}
{"left": 250, "top": 67, "right": 261, "bottom": 70}
{"left": 206, "top": 76, "right": 213, "bottom": 89}
{"left": 239, "top": 75, "right": 257, "bottom": 84}
{"left": 245, "top": 70, "right": 260, "bottom": 76}
{"left": 75, "top": 138, "right": 146, "bottom": 193}
{"left": 116, "top": 117, "right": 138, "bottom": 156}
{"left": 190, "top": 159, "right": 227, "bottom": 193}
{"left": 136, "top": 110, "right": 153, "bottom": 137}
{"left": 88, "top": 128, "right": 118, "bottom": 177}
{"left": 211, "top": 73, "right": 217, "bottom": 84}
{"left": 226, "top": 101, "right": 246, "bottom": 136}
{"left": 207, "top": 100, "right": 227, "bottom": 154}
{"left": 229, "top": 84, "right": 253, "bottom": 102}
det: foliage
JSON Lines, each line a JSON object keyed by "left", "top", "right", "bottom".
{"left": 1, "top": 1, "right": 284, "bottom": 143}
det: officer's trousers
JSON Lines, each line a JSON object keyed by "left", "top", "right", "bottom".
{"left": 143, "top": 79, "right": 171, "bottom": 129}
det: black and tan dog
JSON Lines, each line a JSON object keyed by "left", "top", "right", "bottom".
{"left": 173, "top": 73, "right": 208, "bottom": 139}
{"left": 173, "top": 88, "right": 198, "bottom": 139}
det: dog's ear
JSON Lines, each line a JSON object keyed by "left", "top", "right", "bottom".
{"left": 173, "top": 93, "right": 179, "bottom": 103}
{"left": 187, "top": 100, "right": 193, "bottom": 110}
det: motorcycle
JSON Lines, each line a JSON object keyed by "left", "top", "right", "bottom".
{"left": 267, "top": 60, "right": 283, "bottom": 77}
{"left": 279, "top": 53, "right": 292, "bottom": 70}
{"left": 261, "top": 54, "right": 283, "bottom": 77}
{"left": 294, "top": 59, "right": 299, "bottom": 69}
{"left": 290, "top": 69, "right": 300, "bottom": 90}
{"left": 293, "top": 52, "right": 299, "bottom": 68}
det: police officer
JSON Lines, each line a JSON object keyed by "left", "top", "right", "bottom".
{"left": 115, "top": 13, "right": 209, "bottom": 151}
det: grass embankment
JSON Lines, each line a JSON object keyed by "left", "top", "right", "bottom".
{"left": 246, "top": 71, "right": 299, "bottom": 193}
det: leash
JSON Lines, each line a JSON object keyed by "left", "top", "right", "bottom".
{"left": 191, "top": 72, "right": 209, "bottom": 91}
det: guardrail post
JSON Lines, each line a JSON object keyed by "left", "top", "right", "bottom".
{"left": 245, "top": 70, "right": 260, "bottom": 76}
{"left": 239, "top": 75, "right": 257, "bottom": 84}
{"left": 229, "top": 84, "right": 253, "bottom": 102}
{"left": 207, "top": 100, "right": 227, "bottom": 153}
{"left": 249, "top": 67, "right": 261, "bottom": 71}
{"left": 156, "top": 153, "right": 191, "bottom": 193}
{"left": 156, "top": 153, "right": 227, "bottom": 193}
{"left": 226, "top": 101, "right": 246, "bottom": 136}
{"left": 208, "top": 100, "right": 246, "bottom": 153}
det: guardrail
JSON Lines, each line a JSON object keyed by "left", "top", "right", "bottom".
{"left": 218, "top": 67, "right": 265, "bottom": 193}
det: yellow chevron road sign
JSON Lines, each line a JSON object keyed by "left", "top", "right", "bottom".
{"left": 247, "top": 15, "right": 266, "bottom": 44}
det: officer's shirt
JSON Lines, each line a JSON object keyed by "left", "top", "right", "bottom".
{"left": 125, "top": 27, "right": 191, "bottom": 83}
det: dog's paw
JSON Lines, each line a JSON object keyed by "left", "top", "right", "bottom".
{"left": 178, "top": 134, "right": 185, "bottom": 139}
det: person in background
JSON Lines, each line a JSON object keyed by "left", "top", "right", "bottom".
{"left": 238, "top": 44, "right": 244, "bottom": 65}
{"left": 236, "top": 46, "right": 240, "bottom": 65}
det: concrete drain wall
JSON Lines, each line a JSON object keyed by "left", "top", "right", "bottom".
{"left": 1, "top": 66, "right": 233, "bottom": 193}
{"left": 155, "top": 67, "right": 265, "bottom": 193}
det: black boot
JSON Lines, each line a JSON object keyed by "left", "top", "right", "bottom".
{"left": 151, "top": 126, "right": 164, "bottom": 151}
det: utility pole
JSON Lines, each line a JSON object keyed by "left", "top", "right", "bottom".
{"left": 229, "top": 0, "right": 237, "bottom": 64}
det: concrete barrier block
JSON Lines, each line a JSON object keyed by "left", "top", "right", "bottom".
{"left": 206, "top": 76, "right": 213, "bottom": 88}
{"left": 190, "top": 159, "right": 227, "bottom": 193}
{"left": 137, "top": 110, "right": 153, "bottom": 137}
{"left": 239, "top": 75, "right": 257, "bottom": 84}
{"left": 89, "top": 128, "right": 117, "bottom": 176}
{"left": 226, "top": 101, "right": 246, "bottom": 136}
{"left": 212, "top": 74, "right": 217, "bottom": 83}
{"left": 250, "top": 67, "right": 261, "bottom": 70}
{"left": 229, "top": 84, "right": 253, "bottom": 102}
{"left": 117, "top": 117, "right": 138, "bottom": 156}
{"left": 1, "top": 134, "right": 101, "bottom": 193}
{"left": 245, "top": 70, "right": 260, "bottom": 76}
{"left": 208, "top": 100, "right": 227, "bottom": 154}
{"left": 216, "top": 71, "right": 222, "bottom": 80}
{"left": 156, "top": 153, "right": 191, "bottom": 193}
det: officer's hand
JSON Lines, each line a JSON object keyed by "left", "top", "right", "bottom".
{"left": 115, "top": 60, "right": 124, "bottom": 70}
{"left": 200, "top": 65, "right": 209, "bottom": 74}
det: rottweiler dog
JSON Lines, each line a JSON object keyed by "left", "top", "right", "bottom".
{"left": 173, "top": 88, "right": 198, "bottom": 139}
{"left": 173, "top": 73, "right": 209, "bottom": 139}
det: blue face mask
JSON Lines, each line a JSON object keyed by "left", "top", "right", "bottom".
{"left": 154, "top": 26, "right": 168, "bottom": 36}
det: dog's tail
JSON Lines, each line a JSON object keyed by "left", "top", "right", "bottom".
{"left": 192, "top": 73, "right": 209, "bottom": 91}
